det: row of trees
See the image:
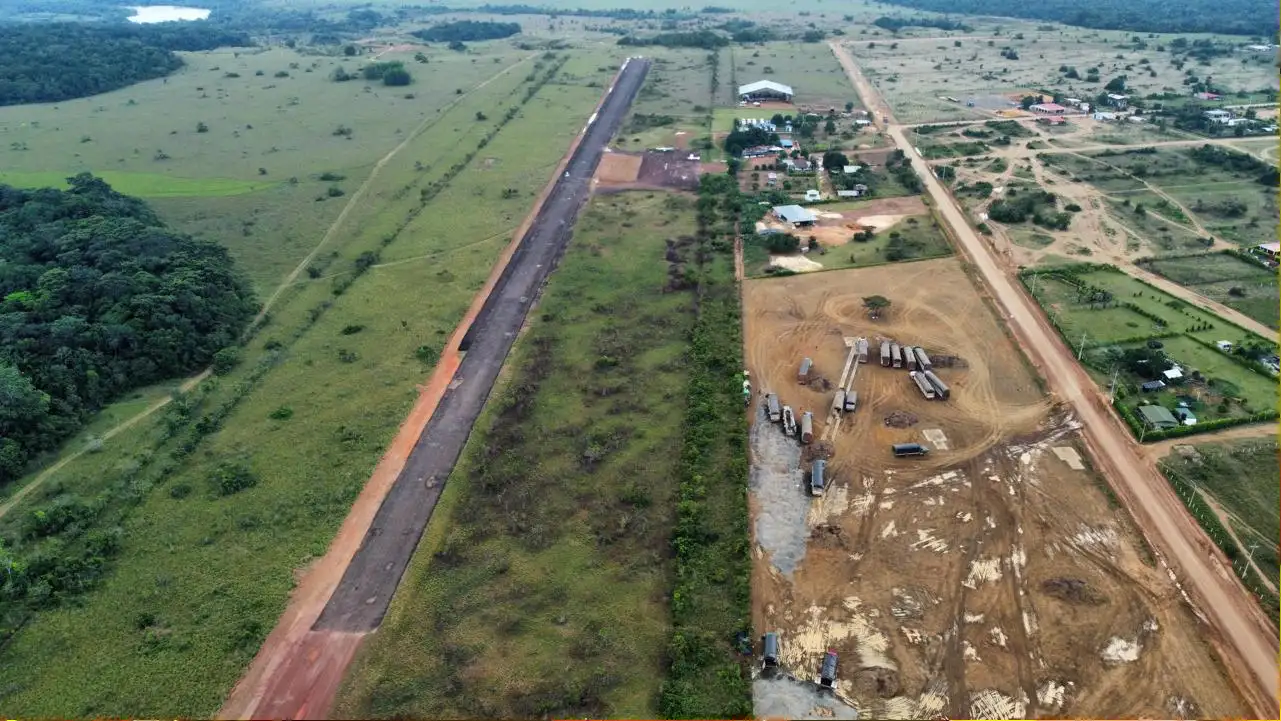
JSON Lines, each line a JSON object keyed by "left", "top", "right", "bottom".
{"left": 0, "top": 22, "right": 251, "bottom": 106}
{"left": 411, "top": 20, "right": 520, "bottom": 42}
{"left": 0, "top": 174, "right": 257, "bottom": 485}
{"left": 875, "top": 0, "right": 1275, "bottom": 35}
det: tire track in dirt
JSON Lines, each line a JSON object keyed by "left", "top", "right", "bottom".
{"left": 216, "top": 58, "right": 646, "bottom": 721}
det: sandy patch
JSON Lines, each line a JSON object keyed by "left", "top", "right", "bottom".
{"left": 855, "top": 214, "right": 907, "bottom": 232}
{"left": 595, "top": 152, "right": 642, "bottom": 184}
{"left": 771, "top": 254, "right": 824, "bottom": 273}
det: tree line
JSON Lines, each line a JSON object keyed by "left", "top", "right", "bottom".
{"left": 412, "top": 20, "right": 521, "bottom": 42}
{"left": 0, "top": 174, "right": 257, "bottom": 486}
{"left": 872, "top": 16, "right": 972, "bottom": 32}
{"left": 874, "top": 0, "right": 1276, "bottom": 35}
{"left": 0, "top": 22, "right": 251, "bottom": 106}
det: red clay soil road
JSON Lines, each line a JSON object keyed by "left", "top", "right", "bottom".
{"left": 888, "top": 121, "right": 1280, "bottom": 717}
{"left": 217, "top": 60, "right": 640, "bottom": 721}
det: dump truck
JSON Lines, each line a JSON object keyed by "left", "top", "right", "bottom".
{"left": 782, "top": 405, "right": 797, "bottom": 436}
{"left": 880, "top": 341, "right": 891, "bottom": 367}
{"left": 819, "top": 649, "right": 838, "bottom": 689}
{"left": 831, "top": 389, "right": 846, "bottom": 414}
{"left": 843, "top": 390, "right": 858, "bottom": 413}
{"left": 800, "top": 411, "right": 814, "bottom": 444}
{"left": 798, "top": 357, "right": 813, "bottom": 383}
{"left": 923, "top": 370, "right": 950, "bottom": 400}
{"left": 761, "top": 632, "right": 780, "bottom": 669}
{"left": 766, "top": 393, "right": 782, "bottom": 422}
{"left": 905, "top": 345, "right": 919, "bottom": 371}
{"left": 890, "top": 342, "right": 902, "bottom": 368}
{"left": 914, "top": 346, "right": 932, "bottom": 371}
{"left": 892, "top": 442, "right": 930, "bottom": 457}
{"left": 810, "top": 459, "right": 827, "bottom": 496}
{"left": 909, "top": 371, "right": 936, "bottom": 400}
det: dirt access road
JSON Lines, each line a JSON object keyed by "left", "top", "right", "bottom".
{"left": 218, "top": 57, "right": 651, "bottom": 720}
{"left": 831, "top": 40, "right": 1279, "bottom": 716}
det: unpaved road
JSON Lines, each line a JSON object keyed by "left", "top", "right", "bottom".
{"left": 218, "top": 58, "right": 648, "bottom": 720}
{"left": 831, "top": 40, "right": 1278, "bottom": 717}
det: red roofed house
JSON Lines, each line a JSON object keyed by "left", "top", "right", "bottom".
{"left": 1029, "top": 102, "right": 1068, "bottom": 114}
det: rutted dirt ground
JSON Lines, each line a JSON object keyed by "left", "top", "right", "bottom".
{"left": 743, "top": 258, "right": 1247, "bottom": 719}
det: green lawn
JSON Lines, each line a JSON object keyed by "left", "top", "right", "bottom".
{"left": 733, "top": 42, "right": 858, "bottom": 108}
{"left": 745, "top": 213, "right": 951, "bottom": 276}
{"left": 334, "top": 190, "right": 697, "bottom": 719}
{"left": 0, "top": 48, "right": 621, "bottom": 717}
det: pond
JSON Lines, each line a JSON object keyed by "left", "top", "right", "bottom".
{"left": 127, "top": 5, "right": 211, "bottom": 23}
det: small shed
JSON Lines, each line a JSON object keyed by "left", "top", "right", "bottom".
{"left": 798, "top": 357, "right": 814, "bottom": 382}
{"left": 1140, "top": 380, "right": 1167, "bottom": 392}
{"left": 805, "top": 189, "right": 821, "bottom": 202}
{"left": 1138, "top": 404, "right": 1178, "bottom": 429}
{"left": 1176, "top": 407, "right": 1198, "bottom": 426}
{"left": 1163, "top": 367, "right": 1184, "bottom": 383}
{"left": 775, "top": 205, "right": 818, "bottom": 226}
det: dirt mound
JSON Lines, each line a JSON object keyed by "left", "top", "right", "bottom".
{"left": 807, "top": 375, "right": 834, "bottom": 392}
{"left": 810, "top": 523, "right": 845, "bottom": 547}
{"left": 849, "top": 667, "right": 901, "bottom": 698}
{"left": 1041, "top": 577, "right": 1108, "bottom": 605}
{"left": 932, "top": 354, "right": 968, "bottom": 368}
{"left": 883, "top": 410, "right": 919, "bottom": 428}
{"left": 805, "top": 440, "right": 836, "bottom": 462}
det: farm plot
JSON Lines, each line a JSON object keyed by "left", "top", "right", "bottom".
{"left": 742, "top": 258, "right": 1247, "bottom": 719}
{"left": 855, "top": 26, "right": 1279, "bottom": 125}
{"left": 1024, "top": 266, "right": 1277, "bottom": 432}
{"left": 334, "top": 191, "right": 698, "bottom": 719}
{"left": 0, "top": 50, "right": 619, "bottom": 717}
{"left": 1140, "top": 252, "right": 1279, "bottom": 329}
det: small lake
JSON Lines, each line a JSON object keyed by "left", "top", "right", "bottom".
{"left": 127, "top": 5, "right": 211, "bottom": 23}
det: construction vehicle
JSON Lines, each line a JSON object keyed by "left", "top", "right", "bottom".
{"left": 831, "top": 389, "right": 846, "bottom": 414}
{"left": 761, "top": 632, "right": 780, "bottom": 669}
{"left": 766, "top": 393, "right": 782, "bottom": 422}
{"left": 781, "top": 405, "right": 797, "bottom": 436}
{"left": 892, "top": 442, "right": 930, "bottom": 457}
{"left": 819, "top": 649, "right": 838, "bottom": 689}
{"left": 800, "top": 411, "right": 814, "bottom": 444}
{"left": 843, "top": 390, "right": 858, "bottom": 413}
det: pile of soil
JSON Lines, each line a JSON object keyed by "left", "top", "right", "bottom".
{"left": 883, "top": 410, "right": 919, "bottom": 428}
{"left": 804, "top": 440, "right": 836, "bottom": 463}
{"left": 1040, "top": 577, "right": 1107, "bottom": 605}
{"left": 810, "top": 523, "right": 845, "bottom": 547}
{"left": 807, "top": 375, "right": 833, "bottom": 392}
{"left": 849, "top": 667, "right": 901, "bottom": 698}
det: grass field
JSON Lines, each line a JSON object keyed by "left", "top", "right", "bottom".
{"left": 1142, "top": 252, "right": 1279, "bottom": 329}
{"left": 732, "top": 42, "right": 859, "bottom": 108}
{"left": 855, "top": 26, "right": 1279, "bottom": 124}
{"left": 744, "top": 212, "right": 951, "bottom": 276}
{"left": 1159, "top": 439, "right": 1280, "bottom": 615}
{"left": 0, "top": 47, "right": 620, "bottom": 717}
{"left": 335, "top": 191, "right": 696, "bottom": 718}
{"left": 0, "top": 170, "right": 276, "bottom": 197}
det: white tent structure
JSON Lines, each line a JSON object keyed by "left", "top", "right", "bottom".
{"left": 738, "top": 80, "right": 794, "bottom": 102}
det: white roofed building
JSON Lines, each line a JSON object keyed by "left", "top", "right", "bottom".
{"left": 738, "top": 80, "right": 794, "bottom": 102}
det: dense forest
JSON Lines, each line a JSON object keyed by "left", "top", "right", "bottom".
{"left": 618, "top": 29, "right": 729, "bottom": 48}
{"left": 872, "top": 16, "right": 972, "bottom": 32}
{"left": 0, "top": 175, "right": 256, "bottom": 486}
{"left": 412, "top": 20, "right": 521, "bottom": 42}
{"left": 875, "top": 0, "right": 1277, "bottom": 35}
{"left": 0, "top": 22, "right": 251, "bottom": 106}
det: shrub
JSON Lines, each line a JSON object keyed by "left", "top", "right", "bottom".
{"left": 268, "top": 406, "right": 294, "bottom": 420}
{"left": 211, "top": 347, "right": 241, "bottom": 375}
{"left": 210, "top": 463, "right": 258, "bottom": 496}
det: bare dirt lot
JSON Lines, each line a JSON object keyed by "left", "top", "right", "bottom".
{"left": 595, "top": 150, "right": 700, "bottom": 191}
{"left": 742, "top": 258, "right": 1247, "bottom": 719}
{"left": 757, "top": 196, "right": 929, "bottom": 247}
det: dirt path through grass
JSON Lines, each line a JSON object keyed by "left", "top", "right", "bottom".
{"left": 1196, "top": 489, "right": 1279, "bottom": 595}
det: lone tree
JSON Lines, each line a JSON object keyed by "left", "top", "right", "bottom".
{"left": 863, "top": 295, "right": 891, "bottom": 319}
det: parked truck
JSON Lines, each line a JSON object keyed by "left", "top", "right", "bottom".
{"left": 782, "top": 405, "right": 797, "bottom": 436}
{"left": 831, "top": 389, "right": 846, "bottom": 414}
{"left": 810, "top": 459, "right": 827, "bottom": 496}
{"left": 909, "top": 371, "right": 936, "bottom": 400}
{"left": 923, "top": 370, "right": 950, "bottom": 400}
{"left": 880, "top": 341, "right": 892, "bottom": 367}
{"left": 761, "top": 632, "right": 780, "bottom": 669}
{"left": 856, "top": 338, "right": 869, "bottom": 364}
{"left": 913, "top": 346, "right": 932, "bottom": 371}
{"left": 819, "top": 649, "right": 838, "bottom": 689}
{"left": 905, "top": 345, "right": 919, "bottom": 371}
{"left": 800, "top": 411, "right": 814, "bottom": 444}
{"left": 798, "top": 357, "right": 813, "bottom": 383}
{"left": 892, "top": 442, "right": 930, "bottom": 457}
{"left": 843, "top": 390, "right": 858, "bottom": 413}
{"left": 766, "top": 393, "right": 782, "bottom": 422}
{"left": 890, "top": 343, "right": 902, "bottom": 368}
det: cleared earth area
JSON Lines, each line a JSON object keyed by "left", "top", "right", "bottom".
{"left": 742, "top": 258, "right": 1247, "bottom": 718}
